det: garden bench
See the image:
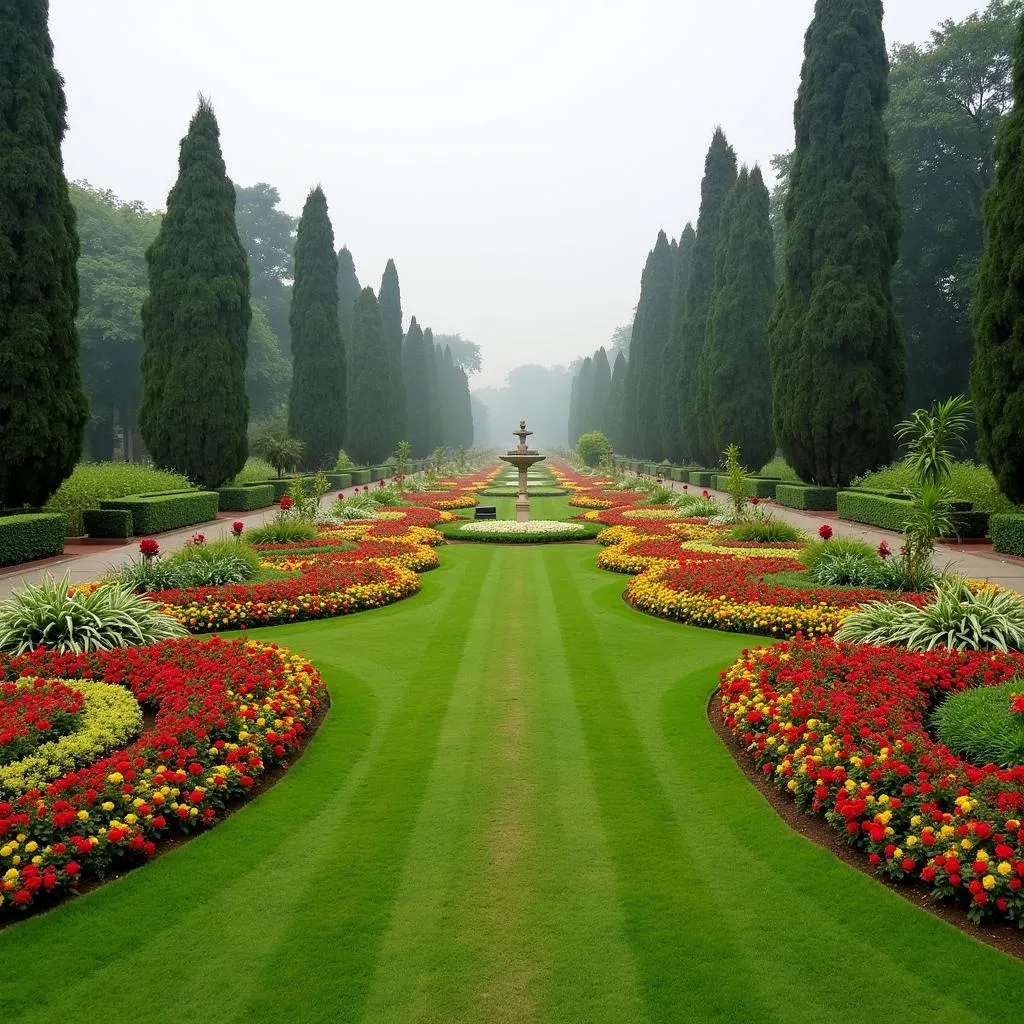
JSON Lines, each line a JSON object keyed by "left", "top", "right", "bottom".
{"left": 474, "top": 506, "right": 497, "bottom": 520}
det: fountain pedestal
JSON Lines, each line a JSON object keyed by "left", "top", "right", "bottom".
{"left": 498, "top": 420, "right": 546, "bottom": 523}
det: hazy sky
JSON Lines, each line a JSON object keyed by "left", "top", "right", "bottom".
{"left": 51, "top": 0, "right": 985, "bottom": 389}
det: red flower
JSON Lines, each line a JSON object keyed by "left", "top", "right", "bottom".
{"left": 231, "top": 521, "right": 245, "bottom": 537}
{"left": 702, "top": 490, "right": 709, "bottom": 498}
{"left": 751, "top": 497, "right": 760, "bottom": 506}
{"left": 139, "top": 538, "right": 159, "bottom": 558}
{"left": 818, "top": 524, "right": 833, "bottom": 541}
{"left": 878, "top": 540, "right": 891, "bottom": 560}
{"left": 279, "top": 495, "right": 294, "bottom": 510}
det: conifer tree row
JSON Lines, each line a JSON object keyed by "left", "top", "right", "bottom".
{"left": 346, "top": 287, "right": 391, "bottom": 464}
{"left": 660, "top": 223, "right": 695, "bottom": 462}
{"left": 336, "top": 246, "right": 360, "bottom": 348}
{"left": 140, "top": 98, "right": 250, "bottom": 488}
{"left": 0, "top": 0, "right": 88, "bottom": 505}
{"left": 379, "top": 258, "right": 405, "bottom": 445}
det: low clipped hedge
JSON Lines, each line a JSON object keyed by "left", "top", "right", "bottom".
{"left": 836, "top": 490, "right": 910, "bottom": 531}
{"left": 351, "top": 469, "right": 372, "bottom": 485}
{"left": 669, "top": 466, "right": 700, "bottom": 482}
{"left": 991, "top": 514, "right": 1024, "bottom": 556}
{"left": 439, "top": 521, "right": 603, "bottom": 543}
{"left": 775, "top": 484, "right": 838, "bottom": 511}
{"left": 0, "top": 513, "right": 66, "bottom": 567}
{"left": 477, "top": 487, "right": 568, "bottom": 497}
{"left": 713, "top": 476, "right": 781, "bottom": 499}
{"left": 100, "top": 490, "right": 219, "bottom": 535}
{"left": 215, "top": 483, "right": 276, "bottom": 511}
{"left": 949, "top": 510, "right": 990, "bottom": 540}
{"left": 687, "top": 471, "right": 717, "bottom": 487}
{"left": 81, "top": 508, "right": 133, "bottom": 539}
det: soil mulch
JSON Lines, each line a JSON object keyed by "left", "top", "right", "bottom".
{"left": 707, "top": 691, "right": 1024, "bottom": 960}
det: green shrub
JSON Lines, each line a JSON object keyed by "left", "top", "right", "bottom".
{"left": 809, "top": 550, "right": 885, "bottom": 587}
{"left": 853, "top": 460, "right": 1015, "bottom": 514}
{"left": 728, "top": 517, "right": 803, "bottom": 543}
{"left": 799, "top": 537, "right": 878, "bottom": 571}
{"left": 215, "top": 483, "right": 276, "bottom": 511}
{"left": 334, "top": 450, "right": 353, "bottom": 470}
{"left": 0, "top": 574, "right": 187, "bottom": 654}
{"left": 351, "top": 469, "right": 371, "bottom": 485}
{"left": 576, "top": 431, "right": 612, "bottom": 467}
{"left": 244, "top": 520, "right": 318, "bottom": 545}
{"left": 46, "top": 462, "right": 193, "bottom": 535}
{"left": 645, "top": 486, "right": 675, "bottom": 505}
{"left": 775, "top": 484, "right": 838, "bottom": 511}
{"left": 112, "top": 539, "right": 261, "bottom": 591}
{"left": 836, "top": 578, "right": 1024, "bottom": 652}
{"left": 82, "top": 508, "right": 133, "bottom": 539}
{"left": 933, "top": 681, "right": 1024, "bottom": 768}
{"left": 99, "top": 491, "right": 219, "bottom": 535}
{"left": 231, "top": 457, "right": 277, "bottom": 485}
{"left": 0, "top": 514, "right": 66, "bottom": 568}
{"left": 836, "top": 490, "right": 911, "bottom": 532}
{"left": 758, "top": 456, "right": 802, "bottom": 482}
{"left": 991, "top": 514, "right": 1024, "bottom": 556}
{"left": 687, "top": 471, "right": 717, "bottom": 487}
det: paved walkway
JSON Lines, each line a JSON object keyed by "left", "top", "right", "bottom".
{"left": 656, "top": 477, "right": 1024, "bottom": 594}
{"left": 0, "top": 476, "right": 409, "bottom": 599}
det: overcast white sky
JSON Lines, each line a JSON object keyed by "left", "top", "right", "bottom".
{"left": 51, "top": 0, "right": 985, "bottom": 388}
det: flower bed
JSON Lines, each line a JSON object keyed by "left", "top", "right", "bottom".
{"left": 0, "top": 637, "right": 326, "bottom": 917}
{"left": 720, "top": 637, "right": 1024, "bottom": 925}
{"left": 442, "top": 520, "right": 601, "bottom": 544}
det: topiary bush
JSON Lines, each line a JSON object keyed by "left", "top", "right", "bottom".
{"left": 81, "top": 508, "right": 133, "bottom": 539}
{"left": 99, "top": 491, "right": 219, "bottom": 535}
{"left": 991, "top": 514, "right": 1024, "bottom": 556}
{"left": 0, "top": 514, "right": 66, "bottom": 568}
{"left": 775, "top": 483, "right": 838, "bottom": 511}
{"left": 215, "top": 483, "right": 276, "bottom": 511}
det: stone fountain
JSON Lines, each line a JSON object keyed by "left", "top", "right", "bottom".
{"left": 499, "top": 419, "right": 546, "bottom": 522}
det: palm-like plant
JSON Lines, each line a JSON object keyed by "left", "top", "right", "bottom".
{"left": 896, "top": 395, "right": 972, "bottom": 488}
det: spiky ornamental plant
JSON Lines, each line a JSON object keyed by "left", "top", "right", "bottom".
{"left": 0, "top": 0, "right": 88, "bottom": 506}
{"left": 704, "top": 167, "right": 776, "bottom": 467}
{"left": 972, "top": 13, "right": 1024, "bottom": 504}
{"left": 402, "top": 317, "right": 432, "bottom": 456}
{"left": 769, "top": 0, "right": 905, "bottom": 487}
{"left": 379, "top": 259, "right": 404, "bottom": 445}
{"left": 660, "top": 223, "right": 696, "bottom": 461}
{"left": 677, "top": 130, "right": 737, "bottom": 464}
{"left": 140, "top": 98, "right": 250, "bottom": 488}
{"left": 287, "top": 187, "right": 346, "bottom": 469}
{"left": 336, "top": 246, "right": 360, "bottom": 347}
{"left": 346, "top": 287, "right": 392, "bottom": 464}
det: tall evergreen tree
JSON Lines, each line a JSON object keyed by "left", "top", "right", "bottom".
{"left": 770, "top": 0, "right": 904, "bottom": 486}
{"left": 624, "top": 231, "right": 675, "bottom": 457}
{"left": 287, "top": 187, "right": 346, "bottom": 468}
{"left": 677, "top": 129, "right": 738, "bottom": 465}
{"left": 379, "top": 259, "right": 405, "bottom": 444}
{"left": 660, "top": 223, "right": 696, "bottom": 461}
{"left": 576, "top": 357, "right": 594, "bottom": 440}
{"left": 589, "top": 347, "right": 613, "bottom": 437}
{"left": 402, "top": 317, "right": 432, "bottom": 456}
{"left": 346, "top": 287, "right": 391, "bottom": 464}
{"left": 140, "top": 99, "right": 249, "bottom": 488}
{"left": 454, "top": 365, "right": 474, "bottom": 447}
{"left": 336, "top": 246, "right": 359, "bottom": 347}
{"left": 567, "top": 373, "right": 580, "bottom": 448}
{"left": 438, "top": 346, "right": 460, "bottom": 446}
{"left": 972, "top": 11, "right": 1024, "bottom": 502}
{"left": 704, "top": 167, "right": 777, "bottom": 468}
{"left": 0, "top": 0, "right": 89, "bottom": 505}
{"left": 609, "top": 351, "right": 628, "bottom": 452}
{"left": 423, "top": 328, "right": 441, "bottom": 450}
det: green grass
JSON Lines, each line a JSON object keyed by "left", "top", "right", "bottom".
{"left": 2, "top": 545, "right": 1023, "bottom": 1022}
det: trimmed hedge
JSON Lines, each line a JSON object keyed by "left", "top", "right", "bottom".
{"left": 0, "top": 513, "right": 66, "bottom": 567}
{"left": 991, "top": 514, "right": 1024, "bottom": 556}
{"left": 713, "top": 476, "right": 781, "bottom": 499}
{"left": 82, "top": 508, "right": 133, "bottom": 539}
{"left": 351, "top": 469, "right": 372, "bottom": 485}
{"left": 216, "top": 483, "right": 276, "bottom": 511}
{"left": 100, "top": 491, "right": 219, "bottom": 535}
{"left": 333, "top": 473, "right": 353, "bottom": 490}
{"left": 775, "top": 484, "right": 838, "bottom": 511}
{"left": 950, "top": 510, "right": 990, "bottom": 540}
{"left": 836, "top": 490, "right": 911, "bottom": 532}
{"left": 688, "top": 471, "right": 718, "bottom": 488}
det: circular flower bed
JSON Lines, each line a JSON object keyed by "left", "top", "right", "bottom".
{"left": 476, "top": 487, "right": 569, "bottom": 497}
{"left": 0, "top": 636, "right": 326, "bottom": 917}
{"left": 442, "top": 520, "right": 601, "bottom": 544}
{"left": 720, "top": 636, "right": 1024, "bottom": 925}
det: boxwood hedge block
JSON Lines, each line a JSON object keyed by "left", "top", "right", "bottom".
{"left": 216, "top": 483, "right": 275, "bottom": 511}
{"left": 351, "top": 469, "right": 372, "bottom": 485}
{"left": 688, "top": 471, "right": 718, "bottom": 487}
{"left": 0, "top": 513, "right": 66, "bottom": 567}
{"left": 951, "top": 510, "right": 990, "bottom": 539}
{"left": 100, "top": 491, "right": 219, "bottom": 535}
{"left": 837, "top": 491, "right": 911, "bottom": 532}
{"left": 991, "top": 514, "right": 1024, "bottom": 555}
{"left": 775, "top": 484, "right": 838, "bottom": 511}
{"left": 82, "top": 508, "right": 133, "bottom": 538}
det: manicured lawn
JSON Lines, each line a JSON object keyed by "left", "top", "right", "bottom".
{"left": 460, "top": 493, "right": 577, "bottom": 520}
{"left": 2, "top": 543, "right": 1023, "bottom": 1022}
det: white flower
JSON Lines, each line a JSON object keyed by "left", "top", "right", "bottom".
{"left": 459, "top": 520, "right": 585, "bottom": 535}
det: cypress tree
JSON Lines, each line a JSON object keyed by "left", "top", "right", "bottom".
{"left": 677, "top": 129, "right": 737, "bottom": 465}
{"left": 590, "top": 347, "right": 613, "bottom": 437}
{"left": 287, "top": 187, "right": 346, "bottom": 469}
{"left": 140, "top": 99, "right": 249, "bottom": 488}
{"left": 454, "top": 365, "right": 474, "bottom": 447}
{"left": 423, "top": 328, "right": 441, "bottom": 450}
{"left": 770, "top": 0, "right": 904, "bottom": 486}
{"left": 346, "top": 287, "right": 391, "bottom": 464}
{"left": 972, "top": 13, "right": 1024, "bottom": 503}
{"left": 704, "top": 167, "right": 776, "bottom": 468}
{"left": 609, "top": 352, "right": 627, "bottom": 452}
{"left": 576, "top": 357, "right": 594, "bottom": 439}
{"left": 402, "top": 317, "right": 431, "bottom": 456}
{"left": 660, "top": 223, "right": 695, "bottom": 462}
{"left": 379, "top": 258, "right": 405, "bottom": 444}
{"left": 567, "top": 374, "right": 580, "bottom": 448}
{"left": 336, "top": 246, "right": 359, "bottom": 346}
{"left": 0, "top": 0, "right": 88, "bottom": 505}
